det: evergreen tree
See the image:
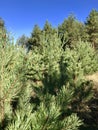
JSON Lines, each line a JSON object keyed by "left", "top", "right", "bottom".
{"left": 0, "top": 18, "right": 7, "bottom": 46}
{"left": 58, "top": 15, "right": 88, "bottom": 49}
{"left": 0, "top": 18, "right": 5, "bottom": 34}
{"left": 25, "top": 36, "right": 96, "bottom": 129}
{"left": 43, "top": 21, "right": 57, "bottom": 39}
{"left": 85, "top": 9, "right": 98, "bottom": 49}
{"left": 5, "top": 34, "right": 83, "bottom": 130}
{"left": 61, "top": 41, "right": 98, "bottom": 128}
{"left": 43, "top": 21, "right": 53, "bottom": 34}
{"left": 0, "top": 30, "right": 83, "bottom": 130}
{"left": 0, "top": 40, "right": 27, "bottom": 129}
{"left": 16, "top": 34, "right": 29, "bottom": 48}
{"left": 27, "top": 25, "right": 42, "bottom": 50}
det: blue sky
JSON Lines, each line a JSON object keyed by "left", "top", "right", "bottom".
{"left": 0, "top": 0, "right": 98, "bottom": 41}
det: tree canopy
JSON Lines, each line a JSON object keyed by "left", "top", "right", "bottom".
{"left": 85, "top": 9, "right": 98, "bottom": 49}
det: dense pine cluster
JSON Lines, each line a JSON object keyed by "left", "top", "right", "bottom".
{"left": 0, "top": 10, "right": 98, "bottom": 130}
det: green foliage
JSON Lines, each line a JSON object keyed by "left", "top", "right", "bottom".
{"left": 63, "top": 41, "right": 98, "bottom": 77}
{"left": 25, "top": 21, "right": 57, "bottom": 51}
{"left": 58, "top": 15, "right": 88, "bottom": 48}
{"left": 0, "top": 18, "right": 7, "bottom": 46}
{"left": 59, "top": 41, "right": 98, "bottom": 128}
{"left": 16, "top": 34, "right": 29, "bottom": 48}
{"left": 1, "top": 32, "right": 83, "bottom": 130}
{"left": 6, "top": 87, "right": 82, "bottom": 130}
{"left": 1, "top": 12, "right": 98, "bottom": 130}
{"left": 28, "top": 25, "right": 42, "bottom": 48}
{"left": 43, "top": 21, "right": 57, "bottom": 36}
{"left": 85, "top": 9, "right": 98, "bottom": 49}
{"left": 26, "top": 33, "right": 63, "bottom": 90}
{"left": 0, "top": 38, "right": 27, "bottom": 128}
{"left": 6, "top": 106, "right": 33, "bottom": 130}
{"left": 25, "top": 36, "right": 96, "bottom": 129}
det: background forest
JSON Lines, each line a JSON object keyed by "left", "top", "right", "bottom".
{"left": 0, "top": 9, "right": 98, "bottom": 130}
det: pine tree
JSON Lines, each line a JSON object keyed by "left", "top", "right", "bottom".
{"left": 5, "top": 33, "right": 84, "bottom": 130}
{"left": 16, "top": 34, "right": 29, "bottom": 48}
{"left": 23, "top": 36, "right": 96, "bottom": 130}
{"left": 85, "top": 9, "right": 98, "bottom": 49}
{"left": 0, "top": 30, "right": 83, "bottom": 130}
{"left": 43, "top": 21, "right": 57, "bottom": 39}
{"left": 0, "top": 18, "right": 7, "bottom": 47}
{"left": 27, "top": 25, "right": 42, "bottom": 50}
{"left": 43, "top": 21, "right": 53, "bottom": 35}
{"left": 61, "top": 41, "right": 98, "bottom": 127}
{"left": 0, "top": 36, "right": 28, "bottom": 129}
{"left": 58, "top": 15, "right": 88, "bottom": 49}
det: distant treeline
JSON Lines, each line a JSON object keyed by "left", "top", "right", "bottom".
{"left": 16, "top": 9, "right": 98, "bottom": 51}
